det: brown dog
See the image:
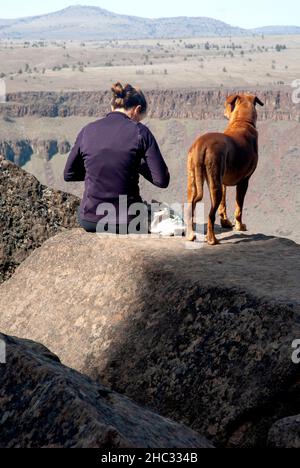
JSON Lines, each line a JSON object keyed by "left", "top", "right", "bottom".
{"left": 186, "top": 93, "right": 264, "bottom": 245}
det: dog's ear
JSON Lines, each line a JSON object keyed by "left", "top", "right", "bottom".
{"left": 226, "top": 94, "right": 240, "bottom": 110}
{"left": 254, "top": 96, "right": 264, "bottom": 107}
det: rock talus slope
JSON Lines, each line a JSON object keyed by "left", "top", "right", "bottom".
{"left": 0, "top": 229, "right": 299, "bottom": 447}
{"left": 0, "top": 333, "right": 212, "bottom": 448}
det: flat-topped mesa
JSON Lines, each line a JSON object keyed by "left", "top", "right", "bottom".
{"left": 0, "top": 157, "right": 80, "bottom": 283}
{"left": 0, "top": 228, "right": 299, "bottom": 447}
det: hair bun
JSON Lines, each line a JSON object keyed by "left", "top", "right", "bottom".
{"left": 124, "top": 84, "right": 134, "bottom": 94}
{"left": 111, "top": 82, "right": 125, "bottom": 98}
{"left": 111, "top": 81, "right": 148, "bottom": 114}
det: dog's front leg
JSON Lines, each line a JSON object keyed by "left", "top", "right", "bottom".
{"left": 234, "top": 178, "right": 249, "bottom": 231}
{"left": 219, "top": 185, "right": 233, "bottom": 229}
{"left": 186, "top": 203, "right": 196, "bottom": 242}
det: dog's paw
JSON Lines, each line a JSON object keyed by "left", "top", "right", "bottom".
{"left": 221, "top": 218, "right": 233, "bottom": 229}
{"left": 235, "top": 222, "right": 247, "bottom": 232}
{"left": 186, "top": 231, "right": 196, "bottom": 242}
{"left": 206, "top": 234, "right": 220, "bottom": 246}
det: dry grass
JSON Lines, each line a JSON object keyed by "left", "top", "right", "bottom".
{"left": 0, "top": 35, "right": 299, "bottom": 92}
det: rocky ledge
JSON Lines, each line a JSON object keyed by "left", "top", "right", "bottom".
{"left": 0, "top": 229, "right": 299, "bottom": 448}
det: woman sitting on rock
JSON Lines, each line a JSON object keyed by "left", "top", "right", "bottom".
{"left": 64, "top": 82, "right": 170, "bottom": 234}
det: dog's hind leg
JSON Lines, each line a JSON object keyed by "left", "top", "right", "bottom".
{"left": 219, "top": 185, "right": 233, "bottom": 229}
{"left": 186, "top": 153, "right": 204, "bottom": 242}
{"left": 234, "top": 178, "right": 249, "bottom": 231}
{"left": 206, "top": 169, "right": 223, "bottom": 245}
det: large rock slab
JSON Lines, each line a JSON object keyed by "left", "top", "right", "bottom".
{"left": 0, "top": 333, "right": 212, "bottom": 448}
{"left": 0, "top": 229, "right": 300, "bottom": 447}
{"left": 0, "top": 156, "right": 79, "bottom": 283}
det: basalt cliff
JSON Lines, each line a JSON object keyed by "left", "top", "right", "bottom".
{"left": 2, "top": 89, "right": 298, "bottom": 121}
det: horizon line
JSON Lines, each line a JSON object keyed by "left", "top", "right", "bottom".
{"left": 0, "top": 4, "right": 299, "bottom": 29}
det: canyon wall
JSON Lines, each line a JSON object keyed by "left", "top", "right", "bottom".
{"left": 2, "top": 89, "right": 299, "bottom": 121}
{"left": 1, "top": 87, "right": 298, "bottom": 166}
{"left": 0, "top": 139, "right": 70, "bottom": 165}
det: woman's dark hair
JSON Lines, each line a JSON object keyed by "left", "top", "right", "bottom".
{"left": 111, "top": 82, "right": 148, "bottom": 114}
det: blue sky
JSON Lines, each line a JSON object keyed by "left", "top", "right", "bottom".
{"left": 0, "top": 0, "right": 299, "bottom": 28}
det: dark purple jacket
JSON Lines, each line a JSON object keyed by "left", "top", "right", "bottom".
{"left": 64, "top": 111, "right": 170, "bottom": 223}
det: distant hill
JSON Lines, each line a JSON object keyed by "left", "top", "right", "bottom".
{"left": 0, "top": 19, "right": 13, "bottom": 27}
{"left": 0, "top": 4, "right": 298, "bottom": 40}
{"left": 253, "top": 25, "right": 300, "bottom": 35}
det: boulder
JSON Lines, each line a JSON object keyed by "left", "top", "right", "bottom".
{"left": 0, "top": 229, "right": 300, "bottom": 447}
{"left": 0, "top": 157, "right": 80, "bottom": 283}
{"left": 0, "top": 333, "right": 212, "bottom": 448}
{"left": 268, "top": 415, "right": 300, "bottom": 448}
